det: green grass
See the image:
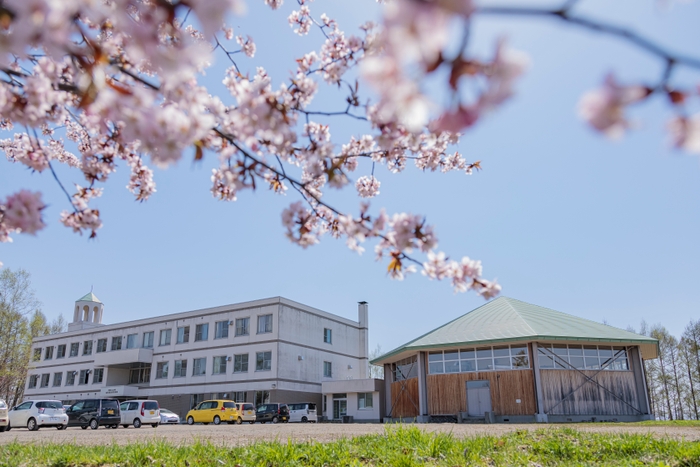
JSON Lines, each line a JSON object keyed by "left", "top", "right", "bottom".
{"left": 1, "top": 426, "right": 699, "bottom": 466}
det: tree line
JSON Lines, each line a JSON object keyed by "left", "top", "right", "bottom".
{"left": 632, "top": 321, "right": 700, "bottom": 420}
{"left": 0, "top": 269, "right": 65, "bottom": 406}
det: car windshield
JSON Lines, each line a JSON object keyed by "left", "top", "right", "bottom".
{"left": 160, "top": 409, "right": 173, "bottom": 414}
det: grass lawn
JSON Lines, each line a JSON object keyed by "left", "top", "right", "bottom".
{"left": 1, "top": 425, "right": 699, "bottom": 466}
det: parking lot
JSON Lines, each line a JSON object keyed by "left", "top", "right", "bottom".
{"left": 1, "top": 423, "right": 699, "bottom": 446}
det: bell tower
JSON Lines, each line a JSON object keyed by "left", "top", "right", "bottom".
{"left": 68, "top": 291, "right": 105, "bottom": 331}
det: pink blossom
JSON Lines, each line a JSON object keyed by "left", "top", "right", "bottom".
{"left": 668, "top": 114, "right": 700, "bottom": 154}
{"left": 429, "top": 105, "right": 479, "bottom": 134}
{"left": 355, "top": 175, "right": 381, "bottom": 198}
{"left": 578, "top": 74, "right": 650, "bottom": 138}
{"left": 2, "top": 190, "right": 46, "bottom": 235}
{"left": 236, "top": 35, "right": 256, "bottom": 58}
{"left": 289, "top": 6, "right": 313, "bottom": 36}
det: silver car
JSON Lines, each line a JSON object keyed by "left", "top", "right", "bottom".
{"left": 159, "top": 408, "right": 181, "bottom": 424}
{"left": 7, "top": 400, "right": 68, "bottom": 431}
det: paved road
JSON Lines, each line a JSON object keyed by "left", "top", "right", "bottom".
{"left": 1, "top": 423, "right": 698, "bottom": 446}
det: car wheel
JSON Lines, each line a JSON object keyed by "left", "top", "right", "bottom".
{"left": 301, "top": 416, "right": 308, "bottom": 423}
{"left": 272, "top": 416, "right": 279, "bottom": 424}
{"left": 81, "top": 425, "right": 88, "bottom": 430}
{"left": 89, "top": 419, "right": 99, "bottom": 430}
{"left": 56, "top": 425, "right": 65, "bottom": 430}
{"left": 133, "top": 418, "right": 142, "bottom": 429}
{"left": 213, "top": 416, "right": 221, "bottom": 425}
{"left": 236, "top": 417, "right": 242, "bottom": 425}
{"left": 152, "top": 423, "right": 159, "bottom": 428}
{"left": 27, "top": 418, "right": 38, "bottom": 431}
{"left": 260, "top": 421, "right": 265, "bottom": 424}
{"left": 187, "top": 416, "right": 194, "bottom": 425}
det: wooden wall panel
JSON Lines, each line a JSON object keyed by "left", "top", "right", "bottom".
{"left": 426, "top": 370, "right": 536, "bottom": 416}
{"left": 389, "top": 378, "right": 419, "bottom": 418}
{"left": 541, "top": 370, "right": 641, "bottom": 416}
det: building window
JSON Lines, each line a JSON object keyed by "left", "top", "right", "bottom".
{"left": 111, "top": 336, "right": 122, "bottom": 351}
{"left": 57, "top": 344, "right": 66, "bottom": 359}
{"left": 69, "top": 342, "right": 79, "bottom": 357}
{"left": 156, "top": 361, "right": 169, "bottom": 379}
{"left": 28, "top": 375, "right": 38, "bottom": 389}
{"left": 33, "top": 348, "right": 42, "bottom": 361}
{"left": 193, "top": 357, "right": 206, "bottom": 376}
{"left": 44, "top": 346, "right": 54, "bottom": 360}
{"left": 65, "top": 371, "right": 76, "bottom": 386}
{"left": 40, "top": 374, "right": 50, "bottom": 387}
{"left": 255, "top": 391, "right": 270, "bottom": 406}
{"left": 323, "top": 361, "right": 332, "bottom": 377}
{"left": 126, "top": 334, "right": 138, "bottom": 349}
{"left": 233, "top": 354, "right": 249, "bottom": 373}
{"left": 78, "top": 370, "right": 89, "bottom": 385}
{"left": 213, "top": 356, "right": 227, "bottom": 374}
{"left": 159, "top": 329, "right": 172, "bottom": 346}
{"left": 358, "top": 393, "right": 373, "bottom": 409}
{"left": 177, "top": 326, "right": 190, "bottom": 344}
{"left": 235, "top": 318, "right": 249, "bottom": 336}
{"left": 257, "top": 314, "right": 272, "bottom": 334}
{"left": 52, "top": 372, "right": 62, "bottom": 387}
{"left": 142, "top": 331, "right": 154, "bottom": 348}
{"left": 215, "top": 320, "right": 229, "bottom": 339}
{"left": 536, "top": 344, "right": 629, "bottom": 371}
{"left": 323, "top": 328, "right": 332, "bottom": 344}
{"left": 174, "top": 359, "right": 188, "bottom": 378}
{"left": 93, "top": 368, "right": 104, "bottom": 384}
{"left": 128, "top": 364, "right": 151, "bottom": 384}
{"left": 233, "top": 391, "right": 247, "bottom": 402}
{"left": 255, "top": 351, "right": 272, "bottom": 371}
{"left": 83, "top": 340, "right": 93, "bottom": 355}
{"left": 323, "top": 395, "right": 327, "bottom": 413}
{"left": 195, "top": 323, "right": 209, "bottom": 342}
{"left": 428, "top": 345, "right": 531, "bottom": 375}
{"left": 96, "top": 338, "right": 107, "bottom": 353}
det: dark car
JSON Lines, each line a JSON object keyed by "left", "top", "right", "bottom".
{"left": 66, "top": 399, "right": 121, "bottom": 429}
{"left": 255, "top": 403, "right": 289, "bottom": 423}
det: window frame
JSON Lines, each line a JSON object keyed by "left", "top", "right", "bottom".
{"left": 214, "top": 320, "right": 229, "bottom": 339}
{"left": 174, "top": 359, "right": 187, "bottom": 378}
{"left": 156, "top": 361, "right": 169, "bottom": 379}
{"left": 233, "top": 353, "right": 249, "bottom": 373}
{"left": 56, "top": 344, "right": 66, "bottom": 359}
{"left": 257, "top": 314, "right": 273, "bottom": 334}
{"left": 96, "top": 338, "right": 107, "bottom": 353}
{"left": 195, "top": 323, "right": 209, "bottom": 342}
{"left": 142, "top": 331, "right": 154, "bottom": 348}
{"left": 212, "top": 355, "right": 227, "bottom": 374}
{"left": 235, "top": 317, "right": 250, "bottom": 336}
{"left": 323, "top": 328, "right": 332, "bottom": 344}
{"left": 52, "top": 372, "right": 62, "bottom": 387}
{"left": 111, "top": 336, "right": 122, "bottom": 351}
{"left": 177, "top": 326, "right": 190, "bottom": 344}
{"left": 159, "top": 329, "right": 172, "bottom": 346}
{"left": 193, "top": 357, "right": 207, "bottom": 376}
{"left": 323, "top": 361, "right": 332, "bottom": 378}
{"left": 82, "top": 340, "right": 93, "bottom": 355}
{"left": 358, "top": 392, "right": 373, "bottom": 410}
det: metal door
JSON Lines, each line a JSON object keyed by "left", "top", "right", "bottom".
{"left": 466, "top": 380, "right": 492, "bottom": 417}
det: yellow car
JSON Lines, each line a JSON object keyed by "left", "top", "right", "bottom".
{"left": 185, "top": 400, "right": 239, "bottom": 425}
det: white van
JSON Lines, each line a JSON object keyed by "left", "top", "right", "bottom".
{"left": 120, "top": 400, "right": 160, "bottom": 428}
{"left": 287, "top": 402, "right": 317, "bottom": 423}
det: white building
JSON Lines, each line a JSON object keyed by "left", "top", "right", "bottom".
{"left": 26, "top": 294, "right": 382, "bottom": 421}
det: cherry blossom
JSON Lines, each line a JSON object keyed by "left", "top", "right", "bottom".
{"left": 2, "top": 190, "right": 46, "bottom": 235}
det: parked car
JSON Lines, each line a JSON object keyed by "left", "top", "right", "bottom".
{"left": 185, "top": 400, "right": 239, "bottom": 425}
{"left": 120, "top": 400, "right": 160, "bottom": 428}
{"left": 6, "top": 400, "right": 68, "bottom": 431}
{"left": 66, "top": 399, "right": 121, "bottom": 429}
{"left": 288, "top": 402, "right": 318, "bottom": 423}
{"left": 159, "top": 408, "right": 181, "bottom": 425}
{"left": 0, "top": 399, "right": 8, "bottom": 432}
{"left": 255, "top": 403, "right": 289, "bottom": 424}
{"left": 236, "top": 403, "right": 256, "bottom": 424}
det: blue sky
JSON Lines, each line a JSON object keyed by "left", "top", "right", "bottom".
{"left": 1, "top": 0, "right": 699, "bottom": 355}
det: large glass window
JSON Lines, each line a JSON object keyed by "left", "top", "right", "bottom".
{"left": 78, "top": 370, "right": 89, "bottom": 385}
{"left": 126, "top": 334, "right": 138, "bottom": 349}
{"left": 28, "top": 375, "right": 38, "bottom": 389}
{"left": 177, "top": 326, "right": 190, "bottom": 344}
{"left": 215, "top": 321, "right": 229, "bottom": 339}
{"left": 537, "top": 344, "right": 629, "bottom": 371}
{"left": 65, "top": 371, "right": 75, "bottom": 386}
{"left": 428, "top": 345, "right": 531, "bottom": 374}
{"left": 324, "top": 328, "right": 332, "bottom": 344}
{"left": 69, "top": 342, "right": 79, "bottom": 357}
{"left": 40, "top": 374, "right": 50, "bottom": 387}
{"left": 394, "top": 356, "right": 418, "bottom": 381}
{"left": 174, "top": 359, "right": 187, "bottom": 377}
{"left": 33, "top": 348, "right": 41, "bottom": 361}
{"left": 57, "top": 344, "right": 66, "bottom": 358}
{"left": 83, "top": 340, "right": 93, "bottom": 355}
{"left": 235, "top": 318, "right": 249, "bottom": 336}
{"left": 195, "top": 323, "right": 209, "bottom": 342}
{"left": 129, "top": 363, "right": 151, "bottom": 384}
{"left": 159, "top": 329, "right": 172, "bottom": 346}
{"left": 52, "top": 372, "right": 62, "bottom": 387}
{"left": 256, "top": 351, "right": 272, "bottom": 371}
{"left": 142, "top": 331, "right": 154, "bottom": 348}
{"left": 96, "top": 338, "right": 107, "bottom": 353}
{"left": 44, "top": 346, "right": 54, "bottom": 360}
{"left": 93, "top": 368, "right": 104, "bottom": 384}
{"left": 213, "top": 356, "right": 227, "bottom": 374}
{"left": 257, "top": 314, "right": 273, "bottom": 334}
{"left": 233, "top": 354, "right": 248, "bottom": 373}
{"left": 193, "top": 357, "right": 206, "bottom": 376}
{"left": 255, "top": 390, "right": 270, "bottom": 406}
{"left": 156, "top": 361, "right": 169, "bottom": 379}
{"left": 111, "top": 336, "right": 122, "bottom": 351}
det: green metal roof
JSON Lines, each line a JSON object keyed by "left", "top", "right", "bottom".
{"left": 76, "top": 292, "right": 101, "bottom": 303}
{"left": 372, "top": 297, "right": 659, "bottom": 364}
